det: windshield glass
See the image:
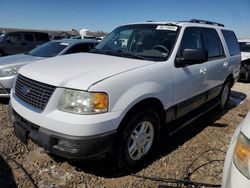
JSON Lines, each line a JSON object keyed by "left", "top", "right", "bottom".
{"left": 239, "top": 42, "right": 250, "bottom": 52}
{"left": 94, "top": 24, "right": 179, "bottom": 61}
{"left": 29, "top": 41, "right": 70, "bottom": 57}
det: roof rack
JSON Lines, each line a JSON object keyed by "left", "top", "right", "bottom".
{"left": 190, "top": 19, "right": 224, "bottom": 27}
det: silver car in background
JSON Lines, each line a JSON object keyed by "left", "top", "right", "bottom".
{"left": 0, "top": 39, "right": 98, "bottom": 97}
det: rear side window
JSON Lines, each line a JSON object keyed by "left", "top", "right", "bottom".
{"left": 202, "top": 28, "right": 224, "bottom": 58}
{"left": 35, "top": 33, "right": 49, "bottom": 41}
{"left": 222, "top": 30, "right": 240, "bottom": 56}
{"left": 24, "top": 33, "right": 34, "bottom": 41}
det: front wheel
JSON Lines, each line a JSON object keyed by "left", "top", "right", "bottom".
{"left": 114, "top": 109, "right": 161, "bottom": 171}
{"left": 219, "top": 81, "right": 231, "bottom": 109}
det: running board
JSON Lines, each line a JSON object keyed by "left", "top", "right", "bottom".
{"left": 168, "top": 99, "right": 220, "bottom": 136}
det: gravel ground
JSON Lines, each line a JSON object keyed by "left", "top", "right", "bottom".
{"left": 0, "top": 82, "right": 250, "bottom": 188}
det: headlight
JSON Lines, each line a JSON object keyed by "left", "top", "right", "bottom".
{"left": 233, "top": 132, "right": 250, "bottom": 179}
{"left": 0, "top": 65, "right": 22, "bottom": 77}
{"left": 58, "top": 89, "right": 108, "bottom": 114}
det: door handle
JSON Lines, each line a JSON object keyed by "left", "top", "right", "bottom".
{"left": 200, "top": 67, "right": 207, "bottom": 74}
{"left": 223, "top": 61, "right": 229, "bottom": 68}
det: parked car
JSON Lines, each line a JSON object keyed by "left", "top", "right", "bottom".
{"left": 0, "top": 31, "right": 50, "bottom": 57}
{"left": 238, "top": 39, "right": 250, "bottom": 82}
{"left": 8, "top": 19, "right": 240, "bottom": 170}
{"left": 222, "top": 110, "right": 250, "bottom": 188}
{"left": 0, "top": 39, "right": 98, "bottom": 97}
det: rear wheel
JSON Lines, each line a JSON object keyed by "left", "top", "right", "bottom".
{"left": 0, "top": 50, "right": 4, "bottom": 57}
{"left": 219, "top": 81, "right": 231, "bottom": 109}
{"left": 114, "top": 109, "right": 161, "bottom": 171}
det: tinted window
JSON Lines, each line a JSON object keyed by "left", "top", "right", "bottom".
{"left": 35, "top": 33, "right": 49, "bottom": 41}
{"left": 222, "top": 30, "right": 240, "bottom": 56}
{"left": 180, "top": 27, "right": 203, "bottom": 50}
{"left": 24, "top": 33, "right": 34, "bottom": 41}
{"left": 202, "top": 28, "right": 224, "bottom": 58}
{"left": 5, "top": 33, "right": 22, "bottom": 44}
{"left": 239, "top": 42, "right": 250, "bottom": 52}
{"left": 65, "top": 43, "right": 93, "bottom": 54}
{"left": 29, "top": 41, "right": 69, "bottom": 57}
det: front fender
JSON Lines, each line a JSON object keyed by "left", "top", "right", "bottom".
{"left": 111, "top": 81, "right": 172, "bottom": 117}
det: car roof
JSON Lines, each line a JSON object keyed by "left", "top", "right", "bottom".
{"left": 50, "top": 39, "right": 98, "bottom": 45}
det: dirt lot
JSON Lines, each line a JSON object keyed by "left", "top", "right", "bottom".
{"left": 1, "top": 82, "right": 250, "bottom": 188}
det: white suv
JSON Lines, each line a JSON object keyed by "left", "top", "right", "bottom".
{"left": 8, "top": 19, "right": 241, "bottom": 170}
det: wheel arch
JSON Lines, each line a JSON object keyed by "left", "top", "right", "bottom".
{"left": 117, "top": 97, "right": 166, "bottom": 134}
{"left": 224, "top": 74, "right": 234, "bottom": 88}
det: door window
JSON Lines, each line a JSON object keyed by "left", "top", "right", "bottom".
{"left": 180, "top": 27, "right": 203, "bottom": 50}
{"left": 5, "top": 34, "right": 22, "bottom": 44}
{"left": 202, "top": 28, "right": 224, "bottom": 58}
{"left": 24, "top": 34, "right": 34, "bottom": 42}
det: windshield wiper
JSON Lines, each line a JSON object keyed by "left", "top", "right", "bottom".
{"left": 115, "top": 50, "right": 147, "bottom": 60}
{"left": 91, "top": 49, "right": 147, "bottom": 60}
{"left": 90, "top": 48, "right": 107, "bottom": 55}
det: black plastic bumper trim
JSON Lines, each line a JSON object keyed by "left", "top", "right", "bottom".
{"left": 8, "top": 103, "right": 117, "bottom": 160}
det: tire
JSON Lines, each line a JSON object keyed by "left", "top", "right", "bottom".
{"left": 246, "top": 71, "right": 250, "bottom": 82}
{"left": 219, "top": 81, "right": 231, "bottom": 109}
{"left": 113, "top": 109, "right": 161, "bottom": 171}
{"left": 0, "top": 50, "right": 4, "bottom": 57}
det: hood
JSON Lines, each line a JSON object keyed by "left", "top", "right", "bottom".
{"left": 19, "top": 53, "right": 155, "bottom": 90}
{"left": 0, "top": 53, "right": 45, "bottom": 67}
{"left": 241, "top": 110, "right": 250, "bottom": 138}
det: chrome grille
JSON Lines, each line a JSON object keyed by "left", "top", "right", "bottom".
{"left": 15, "top": 74, "right": 56, "bottom": 111}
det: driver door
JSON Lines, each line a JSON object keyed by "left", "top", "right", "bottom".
{"left": 173, "top": 27, "right": 208, "bottom": 118}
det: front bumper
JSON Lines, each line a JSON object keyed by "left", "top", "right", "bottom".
{"left": 222, "top": 162, "right": 250, "bottom": 188}
{"left": 8, "top": 103, "right": 117, "bottom": 159}
{"left": 0, "top": 75, "right": 15, "bottom": 97}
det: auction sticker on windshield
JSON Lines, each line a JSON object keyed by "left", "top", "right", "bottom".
{"left": 156, "top": 25, "right": 178, "bottom": 31}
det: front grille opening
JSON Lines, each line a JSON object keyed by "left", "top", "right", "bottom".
{"left": 15, "top": 74, "right": 56, "bottom": 111}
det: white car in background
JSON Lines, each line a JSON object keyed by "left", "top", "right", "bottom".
{"left": 222, "top": 110, "right": 250, "bottom": 188}
{"left": 238, "top": 39, "right": 250, "bottom": 81}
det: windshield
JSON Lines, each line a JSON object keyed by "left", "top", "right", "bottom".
{"left": 29, "top": 41, "right": 70, "bottom": 57}
{"left": 94, "top": 24, "right": 179, "bottom": 61}
{"left": 239, "top": 42, "right": 250, "bottom": 52}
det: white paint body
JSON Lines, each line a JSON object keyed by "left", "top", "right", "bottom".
{"left": 10, "top": 22, "right": 240, "bottom": 138}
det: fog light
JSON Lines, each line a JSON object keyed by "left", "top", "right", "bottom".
{"left": 53, "top": 139, "right": 79, "bottom": 153}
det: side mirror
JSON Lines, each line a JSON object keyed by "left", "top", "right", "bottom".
{"left": 176, "top": 49, "right": 208, "bottom": 67}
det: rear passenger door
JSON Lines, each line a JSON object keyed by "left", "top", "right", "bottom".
{"left": 201, "top": 28, "right": 227, "bottom": 93}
